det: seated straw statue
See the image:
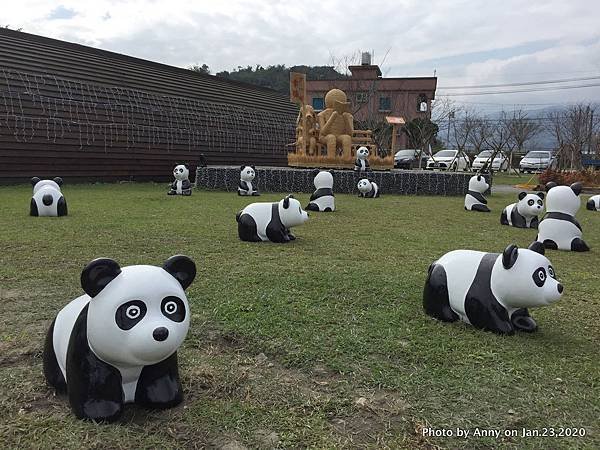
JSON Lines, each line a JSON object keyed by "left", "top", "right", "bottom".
{"left": 317, "top": 89, "right": 354, "bottom": 158}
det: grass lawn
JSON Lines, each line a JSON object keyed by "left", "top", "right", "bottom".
{"left": 0, "top": 183, "right": 598, "bottom": 449}
{"left": 492, "top": 171, "right": 539, "bottom": 187}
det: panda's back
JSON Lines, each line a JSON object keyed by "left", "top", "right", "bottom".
{"left": 53, "top": 294, "right": 91, "bottom": 379}
{"left": 241, "top": 202, "right": 273, "bottom": 240}
{"left": 33, "top": 187, "right": 61, "bottom": 216}
{"left": 436, "top": 250, "right": 486, "bottom": 320}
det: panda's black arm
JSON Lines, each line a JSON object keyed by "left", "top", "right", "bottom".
{"left": 181, "top": 179, "right": 192, "bottom": 190}
{"left": 135, "top": 351, "right": 183, "bottom": 409}
{"left": 239, "top": 181, "right": 248, "bottom": 190}
{"left": 66, "top": 305, "right": 124, "bottom": 422}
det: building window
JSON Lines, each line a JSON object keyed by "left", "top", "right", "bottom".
{"left": 355, "top": 92, "right": 368, "bottom": 103}
{"left": 379, "top": 96, "right": 391, "bottom": 111}
{"left": 312, "top": 97, "right": 324, "bottom": 110}
{"left": 417, "top": 94, "right": 428, "bottom": 112}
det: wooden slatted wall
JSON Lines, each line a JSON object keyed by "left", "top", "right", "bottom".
{"left": 0, "top": 28, "right": 298, "bottom": 183}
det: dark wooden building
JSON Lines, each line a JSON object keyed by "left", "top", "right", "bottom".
{"left": 0, "top": 28, "right": 298, "bottom": 183}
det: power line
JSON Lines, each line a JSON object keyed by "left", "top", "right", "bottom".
{"left": 439, "top": 82, "right": 600, "bottom": 96}
{"left": 438, "top": 75, "right": 600, "bottom": 89}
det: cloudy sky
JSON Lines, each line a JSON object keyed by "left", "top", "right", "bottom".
{"left": 4, "top": 0, "right": 600, "bottom": 111}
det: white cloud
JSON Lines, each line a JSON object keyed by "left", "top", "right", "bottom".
{"left": 3, "top": 0, "right": 600, "bottom": 105}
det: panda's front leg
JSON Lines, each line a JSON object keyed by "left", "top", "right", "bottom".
{"left": 510, "top": 308, "right": 537, "bottom": 332}
{"left": 570, "top": 237, "right": 590, "bottom": 252}
{"left": 135, "top": 352, "right": 183, "bottom": 409}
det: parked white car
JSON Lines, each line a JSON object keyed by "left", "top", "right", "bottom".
{"left": 471, "top": 150, "right": 509, "bottom": 171}
{"left": 519, "top": 151, "right": 555, "bottom": 173}
{"left": 425, "top": 150, "right": 470, "bottom": 171}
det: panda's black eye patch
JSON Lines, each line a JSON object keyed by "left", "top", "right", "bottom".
{"left": 161, "top": 296, "right": 186, "bottom": 322}
{"left": 116, "top": 300, "right": 147, "bottom": 330}
{"left": 548, "top": 265, "right": 555, "bottom": 278}
{"left": 532, "top": 267, "right": 547, "bottom": 287}
{"left": 537, "top": 200, "right": 543, "bottom": 206}
{"left": 528, "top": 199, "right": 535, "bottom": 206}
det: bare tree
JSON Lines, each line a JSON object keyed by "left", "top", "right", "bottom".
{"left": 506, "top": 109, "right": 542, "bottom": 168}
{"left": 547, "top": 103, "right": 598, "bottom": 170}
{"left": 467, "top": 118, "right": 490, "bottom": 155}
{"left": 481, "top": 112, "right": 513, "bottom": 171}
{"left": 451, "top": 109, "right": 479, "bottom": 154}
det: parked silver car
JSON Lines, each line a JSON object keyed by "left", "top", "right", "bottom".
{"left": 519, "top": 151, "right": 554, "bottom": 173}
{"left": 425, "top": 150, "right": 470, "bottom": 171}
{"left": 471, "top": 150, "right": 508, "bottom": 171}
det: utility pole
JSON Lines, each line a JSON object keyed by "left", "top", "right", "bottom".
{"left": 588, "top": 107, "right": 594, "bottom": 155}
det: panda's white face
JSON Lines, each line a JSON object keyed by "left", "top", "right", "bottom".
{"left": 240, "top": 166, "right": 256, "bottom": 182}
{"left": 313, "top": 171, "right": 333, "bottom": 189}
{"left": 546, "top": 185, "right": 580, "bottom": 216}
{"left": 493, "top": 249, "right": 563, "bottom": 309}
{"left": 357, "top": 147, "right": 369, "bottom": 160}
{"left": 518, "top": 193, "right": 544, "bottom": 217}
{"left": 278, "top": 197, "right": 309, "bottom": 228}
{"left": 468, "top": 175, "right": 489, "bottom": 193}
{"left": 87, "top": 265, "right": 190, "bottom": 367}
{"left": 173, "top": 165, "right": 189, "bottom": 181}
{"left": 33, "top": 180, "right": 61, "bottom": 195}
{"left": 357, "top": 179, "right": 371, "bottom": 194}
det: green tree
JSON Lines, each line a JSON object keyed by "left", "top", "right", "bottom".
{"left": 188, "top": 63, "right": 210, "bottom": 75}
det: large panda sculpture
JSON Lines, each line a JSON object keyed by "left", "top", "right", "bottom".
{"left": 423, "top": 242, "right": 562, "bottom": 335}
{"left": 306, "top": 170, "right": 335, "bottom": 212}
{"left": 357, "top": 179, "right": 380, "bottom": 198}
{"left": 167, "top": 164, "right": 192, "bottom": 196}
{"left": 30, "top": 177, "right": 67, "bottom": 217}
{"left": 587, "top": 194, "right": 600, "bottom": 211}
{"left": 464, "top": 175, "right": 490, "bottom": 212}
{"left": 236, "top": 195, "right": 309, "bottom": 243}
{"left": 43, "top": 255, "right": 196, "bottom": 422}
{"left": 500, "top": 192, "right": 545, "bottom": 228}
{"left": 354, "top": 146, "right": 371, "bottom": 172}
{"left": 238, "top": 165, "right": 260, "bottom": 196}
{"left": 536, "top": 182, "right": 589, "bottom": 252}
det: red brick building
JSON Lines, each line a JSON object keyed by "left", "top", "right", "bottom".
{"left": 306, "top": 56, "right": 437, "bottom": 150}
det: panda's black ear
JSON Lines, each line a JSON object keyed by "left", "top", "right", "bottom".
{"left": 163, "top": 255, "right": 196, "bottom": 290}
{"left": 545, "top": 182, "right": 557, "bottom": 191}
{"left": 518, "top": 191, "right": 527, "bottom": 200}
{"left": 570, "top": 182, "right": 582, "bottom": 196}
{"left": 329, "top": 169, "right": 334, "bottom": 176}
{"left": 477, "top": 175, "right": 482, "bottom": 181}
{"left": 502, "top": 244, "right": 519, "bottom": 270}
{"left": 183, "top": 163, "right": 189, "bottom": 169}
{"left": 251, "top": 165, "right": 255, "bottom": 170}
{"left": 53, "top": 177, "right": 63, "bottom": 186}
{"left": 81, "top": 258, "right": 122, "bottom": 298}
{"left": 536, "top": 192, "right": 545, "bottom": 199}
{"left": 311, "top": 169, "right": 320, "bottom": 177}
{"left": 31, "top": 177, "right": 41, "bottom": 187}
{"left": 528, "top": 241, "right": 545, "bottom": 255}
{"left": 283, "top": 195, "right": 291, "bottom": 209}
{"left": 240, "top": 165, "right": 245, "bottom": 171}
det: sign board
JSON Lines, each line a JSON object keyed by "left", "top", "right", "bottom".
{"left": 385, "top": 116, "right": 406, "bottom": 125}
{"left": 290, "top": 72, "right": 306, "bottom": 105}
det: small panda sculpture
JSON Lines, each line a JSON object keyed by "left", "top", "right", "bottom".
{"left": 43, "top": 255, "right": 196, "bottom": 422}
{"left": 236, "top": 195, "right": 309, "bottom": 243}
{"left": 354, "top": 146, "right": 371, "bottom": 172}
{"left": 30, "top": 177, "right": 67, "bottom": 217}
{"left": 306, "top": 170, "right": 335, "bottom": 212}
{"left": 238, "top": 165, "right": 260, "bottom": 196}
{"left": 167, "top": 164, "right": 192, "bottom": 196}
{"left": 357, "top": 178, "right": 380, "bottom": 198}
{"left": 500, "top": 192, "right": 545, "bottom": 228}
{"left": 423, "top": 242, "right": 562, "bottom": 335}
{"left": 464, "top": 175, "right": 490, "bottom": 212}
{"left": 587, "top": 194, "right": 600, "bottom": 211}
{"left": 536, "top": 182, "right": 589, "bottom": 252}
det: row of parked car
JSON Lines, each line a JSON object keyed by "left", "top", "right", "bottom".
{"left": 393, "top": 149, "right": 555, "bottom": 173}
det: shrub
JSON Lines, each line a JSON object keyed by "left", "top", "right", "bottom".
{"left": 538, "top": 168, "right": 600, "bottom": 187}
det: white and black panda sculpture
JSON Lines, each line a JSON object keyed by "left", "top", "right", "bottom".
{"left": 30, "top": 177, "right": 67, "bottom": 217}
{"left": 306, "top": 170, "right": 335, "bottom": 212}
{"left": 464, "top": 175, "right": 490, "bottom": 212}
{"left": 43, "top": 255, "right": 196, "bottom": 422}
{"left": 586, "top": 194, "right": 600, "bottom": 211}
{"left": 357, "top": 178, "right": 380, "bottom": 198}
{"left": 354, "top": 146, "right": 371, "bottom": 172}
{"left": 167, "top": 164, "right": 192, "bottom": 196}
{"left": 236, "top": 195, "right": 309, "bottom": 243}
{"left": 536, "top": 182, "right": 589, "bottom": 252}
{"left": 423, "top": 242, "right": 562, "bottom": 335}
{"left": 238, "top": 165, "right": 260, "bottom": 196}
{"left": 500, "top": 192, "right": 545, "bottom": 228}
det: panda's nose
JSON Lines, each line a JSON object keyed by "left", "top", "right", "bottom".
{"left": 557, "top": 284, "right": 563, "bottom": 294}
{"left": 153, "top": 327, "right": 169, "bottom": 341}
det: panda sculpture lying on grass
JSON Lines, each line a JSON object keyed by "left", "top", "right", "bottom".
{"left": 357, "top": 179, "right": 380, "bottom": 198}
{"left": 236, "top": 195, "right": 309, "bottom": 243}
{"left": 306, "top": 170, "right": 335, "bottom": 212}
{"left": 587, "top": 194, "right": 600, "bottom": 211}
{"left": 43, "top": 255, "right": 196, "bottom": 422}
{"left": 30, "top": 177, "right": 67, "bottom": 217}
{"left": 500, "top": 191, "right": 544, "bottom": 228}
{"left": 464, "top": 175, "right": 490, "bottom": 212}
{"left": 536, "top": 182, "right": 589, "bottom": 252}
{"left": 423, "top": 242, "right": 562, "bottom": 335}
